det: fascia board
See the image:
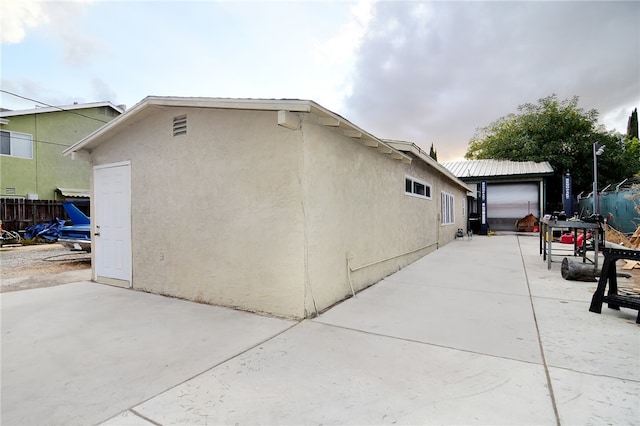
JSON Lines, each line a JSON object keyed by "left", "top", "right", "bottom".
{"left": 387, "top": 140, "right": 472, "bottom": 193}
{"left": 144, "top": 96, "right": 313, "bottom": 113}
{"left": 0, "top": 101, "right": 124, "bottom": 117}
{"left": 64, "top": 96, "right": 315, "bottom": 156}
{"left": 308, "top": 103, "right": 411, "bottom": 163}
{"left": 64, "top": 96, "right": 411, "bottom": 163}
{"left": 63, "top": 97, "right": 151, "bottom": 156}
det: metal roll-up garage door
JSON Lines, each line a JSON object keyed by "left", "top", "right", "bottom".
{"left": 487, "top": 183, "right": 539, "bottom": 231}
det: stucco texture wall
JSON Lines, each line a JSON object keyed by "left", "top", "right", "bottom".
{"left": 88, "top": 106, "right": 468, "bottom": 319}
{"left": 91, "top": 108, "right": 307, "bottom": 318}
{"left": 299, "top": 119, "right": 466, "bottom": 314}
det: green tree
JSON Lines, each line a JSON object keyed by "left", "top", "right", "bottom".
{"left": 628, "top": 108, "right": 638, "bottom": 139}
{"left": 429, "top": 143, "right": 438, "bottom": 162}
{"left": 466, "top": 94, "right": 640, "bottom": 210}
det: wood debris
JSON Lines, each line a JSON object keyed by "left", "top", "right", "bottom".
{"left": 619, "top": 286, "right": 640, "bottom": 296}
{"left": 604, "top": 224, "right": 640, "bottom": 250}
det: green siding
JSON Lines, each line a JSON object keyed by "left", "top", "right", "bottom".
{"left": 0, "top": 106, "right": 120, "bottom": 199}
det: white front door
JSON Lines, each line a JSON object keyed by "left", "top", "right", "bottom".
{"left": 94, "top": 162, "right": 131, "bottom": 287}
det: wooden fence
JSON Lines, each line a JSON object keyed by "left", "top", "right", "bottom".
{"left": 0, "top": 198, "right": 67, "bottom": 232}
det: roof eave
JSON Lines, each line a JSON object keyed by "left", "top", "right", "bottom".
{"left": 0, "top": 101, "right": 124, "bottom": 118}
{"left": 65, "top": 97, "right": 412, "bottom": 164}
{"left": 385, "top": 140, "right": 473, "bottom": 192}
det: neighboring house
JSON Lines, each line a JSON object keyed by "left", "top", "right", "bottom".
{"left": 0, "top": 102, "right": 124, "bottom": 200}
{"left": 64, "top": 96, "right": 470, "bottom": 319}
{"left": 442, "top": 159, "right": 554, "bottom": 232}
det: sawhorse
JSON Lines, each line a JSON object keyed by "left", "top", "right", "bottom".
{"left": 589, "top": 248, "right": 640, "bottom": 323}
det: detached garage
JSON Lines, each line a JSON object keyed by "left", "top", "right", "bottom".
{"left": 64, "top": 96, "right": 470, "bottom": 319}
{"left": 442, "top": 159, "right": 554, "bottom": 232}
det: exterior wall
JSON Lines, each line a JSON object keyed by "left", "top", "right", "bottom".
{"left": 300, "top": 120, "right": 467, "bottom": 314}
{"left": 1, "top": 107, "right": 118, "bottom": 199}
{"left": 85, "top": 105, "right": 468, "bottom": 319}
{"left": 90, "top": 108, "right": 307, "bottom": 318}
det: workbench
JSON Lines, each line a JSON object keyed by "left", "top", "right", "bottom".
{"left": 539, "top": 218, "right": 602, "bottom": 270}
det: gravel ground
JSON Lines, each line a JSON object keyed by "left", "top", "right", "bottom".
{"left": 1, "top": 243, "right": 91, "bottom": 292}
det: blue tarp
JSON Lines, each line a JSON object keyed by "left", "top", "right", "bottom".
{"left": 24, "top": 218, "right": 65, "bottom": 241}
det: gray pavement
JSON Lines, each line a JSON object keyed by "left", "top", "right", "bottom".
{"left": 2, "top": 234, "right": 638, "bottom": 425}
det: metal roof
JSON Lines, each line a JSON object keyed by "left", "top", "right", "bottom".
{"left": 441, "top": 159, "right": 554, "bottom": 178}
{"left": 56, "top": 188, "right": 90, "bottom": 198}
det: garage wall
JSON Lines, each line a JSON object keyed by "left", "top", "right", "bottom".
{"left": 88, "top": 104, "right": 469, "bottom": 319}
{"left": 91, "top": 108, "right": 308, "bottom": 318}
{"left": 300, "top": 119, "right": 467, "bottom": 314}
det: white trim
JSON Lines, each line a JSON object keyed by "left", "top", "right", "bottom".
{"left": 94, "top": 160, "right": 131, "bottom": 170}
{"left": 441, "top": 191, "right": 455, "bottom": 225}
{"left": 0, "top": 101, "right": 124, "bottom": 118}
{"left": 405, "top": 174, "right": 432, "bottom": 200}
{"left": 0, "top": 129, "right": 33, "bottom": 159}
{"left": 62, "top": 97, "right": 411, "bottom": 164}
{"left": 386, "top": 140, "right": 472, "bottom": 193}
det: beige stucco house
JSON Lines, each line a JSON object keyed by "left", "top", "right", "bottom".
{"left": 64, "top": 96, "right": 470, "bottom": 319}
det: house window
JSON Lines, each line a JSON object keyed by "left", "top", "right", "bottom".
{"left": 0, "top": 130, "right": 33, "bottom": 159}
{"left": 441, "top": 192, "right": 455, "bottom": 225}
{"left": 405, "top": 175, "right": 431, "bottom": 199}
{"left": 173, "top": 115, "right": 187, "bottom": 136}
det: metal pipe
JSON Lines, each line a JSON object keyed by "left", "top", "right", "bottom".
{"left": 592, "top": 143, "right": 605, "bottom": 215}
{"left": 593, "top": 143, "right": 597, "bottom": 215}
{"left": 349, "top": 242, "right": 438, "bottom": 273}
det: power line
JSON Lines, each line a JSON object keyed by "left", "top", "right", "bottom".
{"left": 2, "top": 132, "right": 78, "bottom": 148}
{"left": 0, "top": 89, "right": 113, "bottom": 124}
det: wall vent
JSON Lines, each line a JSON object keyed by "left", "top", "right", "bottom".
{"left": 173, "top": 115, "right": 187, "bottom": 136}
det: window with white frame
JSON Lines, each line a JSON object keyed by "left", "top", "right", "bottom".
{"left": 441, "top": 191, "right": 455, "bottom": 225}
{"left": 0, "top": 130, "right": 33, "bottom": 159}
{"left": 405, "top": 175, "right": 431, "bottom": 199}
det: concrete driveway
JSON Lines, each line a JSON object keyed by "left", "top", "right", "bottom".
{"left": 2, "top": 234, "right": 638, "bottom": 425}
{"left": 1, "top": 283, "right": 295, "bottom": 425}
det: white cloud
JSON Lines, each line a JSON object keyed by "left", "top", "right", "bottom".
{"left": 0, "top": 0, "right": 48, "bottom": 44}
{"left": 61, "top": 32, "right": 108, "bottom": 68}
{"left": 1, "top": 0, "right": 102, "bottom": 67}
{"left": 310, "top": 0, "right": 376, "bottom": 110}
{"left": 344, "top": 1, "right": 640, "bottom": 161}
{"left": 314, "top": 0, "right": 375, "bottom": 66}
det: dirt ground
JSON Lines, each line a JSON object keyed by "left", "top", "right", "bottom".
{"left": 0, "top": 243, "right": 91, "bottom": 292}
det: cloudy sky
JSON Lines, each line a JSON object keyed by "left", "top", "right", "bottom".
{"left": 1, "top": 0, "right": 638, "bottom": 161}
